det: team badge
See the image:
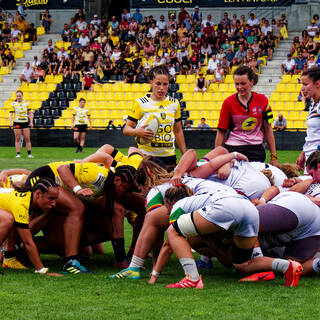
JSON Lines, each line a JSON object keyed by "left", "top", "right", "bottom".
{"left": 257, "top": 106, "right": 262, "bottom": 113}
{"left": 241, "top": 117, "right": 258, "bottom": 131}
{"left": 160, "top": 112, "right": 166, "bottom": 120}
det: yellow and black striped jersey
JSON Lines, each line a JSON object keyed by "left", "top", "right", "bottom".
{"left": 9, "top": 100, "right": 30, "bottom": 123}
{"left": 48, "top": 161, "right": 110, "bottom": 198}
{"left": 127, "top": 95, "right": 181, "bottom": 157}
{"left": 72, "top": 107, "right": 91, "bottom": 125}
{"left": 0, "top": 188, "right": 31, "bottom": 228}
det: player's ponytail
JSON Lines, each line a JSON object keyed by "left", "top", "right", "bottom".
{"left": 261, "top": 169, "right": 274, "bottom": 186}
{"left": 135, "top": 157, "right": 173, "bottom": 189}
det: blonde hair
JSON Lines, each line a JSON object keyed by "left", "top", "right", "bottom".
{"left": 261, "top": 169, "right": 274, "bottom": 186}
{"left": 135, "top": 156, "right": 173, "bottom": 189}
{"left": 278, "top": 163, "right": 300, "bottom": 178}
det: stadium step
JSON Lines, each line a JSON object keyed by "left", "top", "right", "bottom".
{"left": 256, "top": 31, "right": 298, "bottom": 98}
{"left": 0, "top": 34, "right": 61, "bottom": 107}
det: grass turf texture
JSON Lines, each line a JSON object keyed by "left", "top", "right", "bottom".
{"left": 0, "top": 147, "right": 312, "bottom": 320}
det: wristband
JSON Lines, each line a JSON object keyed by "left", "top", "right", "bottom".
{"left": 233, "top": 152, "right": 238, "bottom": 160}
{"left": 270, "top": 153, "right": 278, "bottom": 160}
{"left": 35, "top": 267, "right": 48, "bottom": 274}
{"left": 72, "top": 185, "right": 82, "bottom": 194}
{"left": 151, "top": 270, "right": 160, "bottom": 277}
{"left": 259, "top": 197, "right": 266, "bottom": 203}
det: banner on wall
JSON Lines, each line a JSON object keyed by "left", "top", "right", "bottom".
{"left": 131, "top": 0, "right": 294, "bottom": 8}
{"left": 0, "top": 0, "right": 84, "bottom": 10}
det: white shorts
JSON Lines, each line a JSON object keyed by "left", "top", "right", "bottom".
{"left": 197, "top": 195, "right": 259, "bottom": 237}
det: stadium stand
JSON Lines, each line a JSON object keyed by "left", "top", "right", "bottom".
{"left": 1, "top": 7, "right": 319, "bottom": 132}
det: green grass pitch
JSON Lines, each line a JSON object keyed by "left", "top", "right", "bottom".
{"left": 0, "top": 146, "right": 317, "bottom": 320}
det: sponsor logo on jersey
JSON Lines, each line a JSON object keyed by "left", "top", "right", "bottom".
{"left": 241, "top": 117, "right": 258, "bottom": 131}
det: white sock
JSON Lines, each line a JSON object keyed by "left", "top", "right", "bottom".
{"left": 271, "top": 258, "right": 290, "bottom": 274}
{"left": 200, "top": 255, "right": 211, "bottom": 264}
{"left": 129, "top": 255, "right": 145, "bottom": 269}
{"left": 179, "top": 257, "right": 200, "bottom": 281}
{"left": 251, "top": 247, "right": 263, "bottom": 259}
{"left": 312, "top": 258, "right": 320, "bottom": 273}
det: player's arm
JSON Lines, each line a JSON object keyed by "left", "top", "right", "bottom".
{"left": 149, "top": 239, "right": 173, "bottom": 284}
{"left": 251, "top": 185, "right": 280, "bottom": 206}
{"left": 79, "top": 152, "right": 114, "bottom": 168}
{"left": 57, "top": 163, "right": 93, "bottom": 197}
{"left": 9, "top": 111, "right": 14, "bottom": 127}
{"left": 263, "top": 119, "right": 278, "bottom": 166}
{"left": 191, "top": 152, "right": 247, "bottom": 179}
{"left": 0, "top": 168, "right": 31, "bottom": 186}
{"left": 296, "top": 151, "right": 305, "bottom": 172}
{"left": 71, "top": 114, "right": 75, "bottom": 129}
{"left": 289, "top": 178, "right": 313, "bottom": 194}
{"left": 173, "top": 120, "right": 186, "bottom": 155}
{"left": 17, "top": 227, "right": 45, "bottom": 271}
{"left": 28, "top": 109, "right": 33, "bottom": 128}
{"left": 215, "top": 129, "right": 226, "bottom": 147}
{"left": 171, "top": 149, "right": 198, "bottom": 185}
{"left": 87, "top": 114, "right": 92, "bottom": 129}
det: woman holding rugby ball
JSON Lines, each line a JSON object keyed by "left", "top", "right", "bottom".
{"left": 71, "top": 98, "right": 92, "bottom": 153}
{"left": 123, "top": 65, "right": 186, "bottom": 169}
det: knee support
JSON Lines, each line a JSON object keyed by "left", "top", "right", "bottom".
{"left": 172, "top": 212, "right": 199, "bottom": 238}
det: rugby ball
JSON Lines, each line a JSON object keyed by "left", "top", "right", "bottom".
{"left": 135, "top": 114, "right": 159, "bottom": 145}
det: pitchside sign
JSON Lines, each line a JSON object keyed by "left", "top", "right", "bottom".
{"left": 1, "top": 0, "right": 84, "bottom": 10}
{"left": 132, "top": 0, "right": 294, "bottom": 7}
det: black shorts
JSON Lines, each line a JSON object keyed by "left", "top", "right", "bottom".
{"left": 74, "top": 125, "right": 87, "bottom": 132}
{"left": 13, "top": 122, "right": 29, "bottom": 129}
{"left": 224, "top": 144, "right": 266, "bottom": 162}
{"left": 25, "top": 165, "right": 55, "bottom": 188}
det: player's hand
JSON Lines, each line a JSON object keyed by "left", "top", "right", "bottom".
{"left": 89, "top": 126, "right": 92, "bottom": 130}
{"left": 282, "top": 178, "right": 297, "bottom": 187}
{"left": 135, "top": 124, "right": 154, "bottom": 140}
{"left": 251, "top": 198, "right": 265, "bottom": 206}
{"left": 46, "top": 272, "right": 63, "bottom": 277}
{"left": 296, "top": 152, "right": 305, "bottom": 172}
{"left": 76, "top": 188, "right": 93, "bottom": 197}
{"left": 148, "top": 274, "right": 159, "bottom": 284}
{"left": 217, "top": 163, "right": 231, "bottom": 180}
{"left": 71, "top": 125, "right": 74, "bottom": 130}
{"left": 170, "top": 173, "right": 182, "bottom": 186}
{"left": 30, "top": 122, "right": 34, "bottom": 129}
{"left": 269, "top": 159, "right": 278, "bottom": 167}
{"left": 236, "top": 152, "right": 249, "bottom": 162}
{"left": 0, "top": 170, "right": 8, "bottom": 186}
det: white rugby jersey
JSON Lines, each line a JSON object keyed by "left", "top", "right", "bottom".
{"left": 146, "top": 175, "right": 237, "bottom": 213}
{"left": 267, "top": 191, "right": 320, "bottom": 240}
{"left": 303, "top": 99, "right": 320, "bottom": 158}
{"left": 207, "top": 160, "right": 271, "bottom": 200}
{"left": 250, "top": 162, "right": 287, "bottom": 187}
